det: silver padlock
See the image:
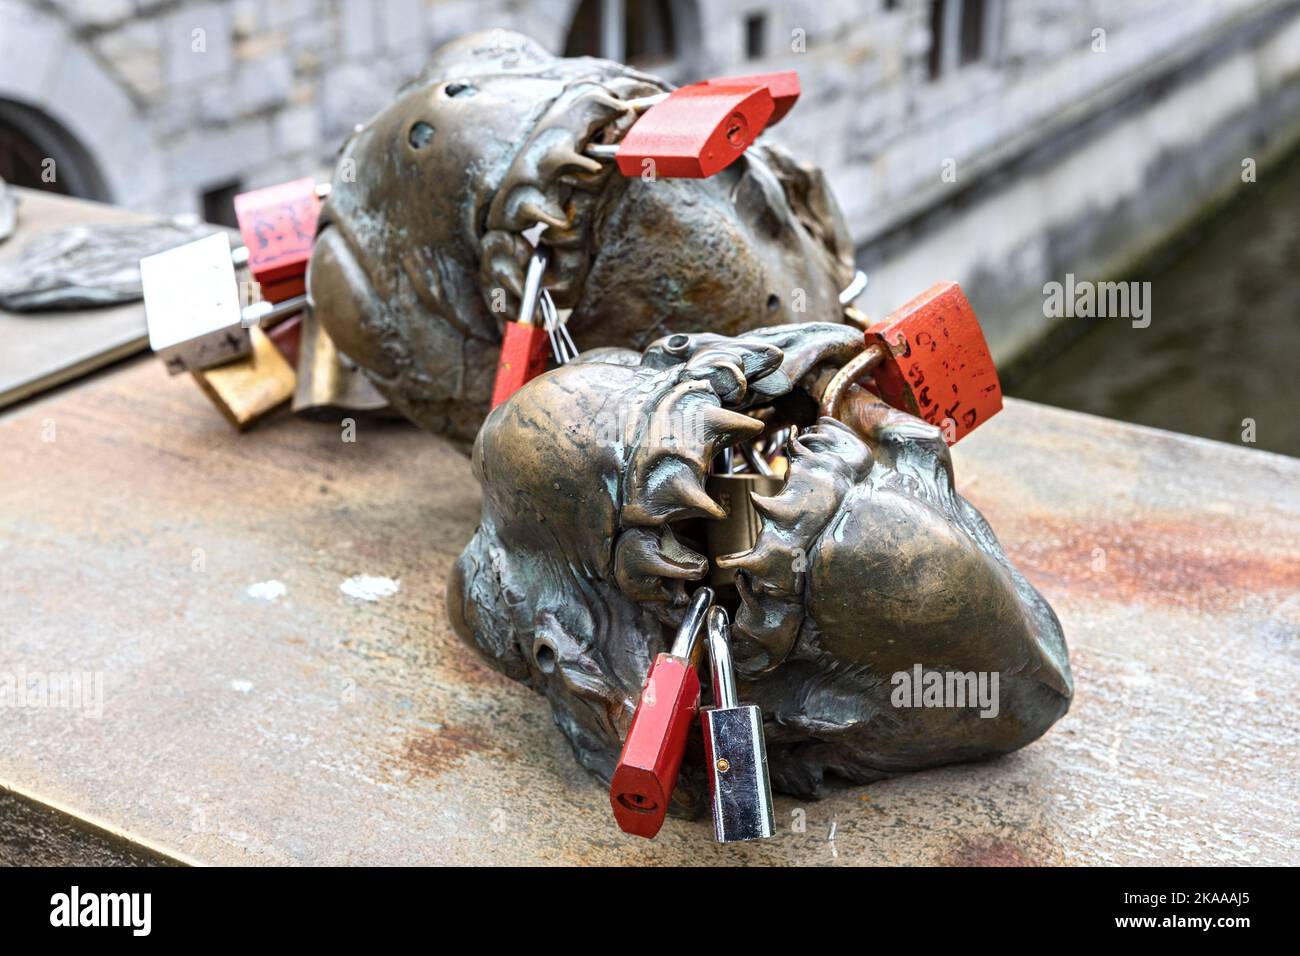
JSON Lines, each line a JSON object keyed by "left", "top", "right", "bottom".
{"left": 141, "top": 231, "right": 306, "bottom": 375}
{"left": 700, "top": 604, "right": 775, "bottom": 842}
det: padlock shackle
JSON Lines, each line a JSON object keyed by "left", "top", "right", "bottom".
{"left": 517, "top": 247, "right": 548, "bottom": 328}
{"left": 839, "top": 269, "right": 868, "bottom": 305}
{"left": 241, "top": 294, "right": 307, "bottom": 329}
{"left": 738, "top": 440, "right": 775, "bottom": 478}
{"left": 670, "top": 586, "right": 714, "bottom": 661}
{"left": 705, "top": 605, "right": 738, "bottom": 710}
{"left": 818, "top": 343, "right": 886, "bottom": 421}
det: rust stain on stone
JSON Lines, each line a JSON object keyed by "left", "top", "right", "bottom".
{"left": 947, "top": 836, "right": 1037, "bottom": 867}
{"left": 993, "top": 514, "right": 1300, "bottom": 615}
{"left": 390, "top": 723, "right": 513, "bottom": 781}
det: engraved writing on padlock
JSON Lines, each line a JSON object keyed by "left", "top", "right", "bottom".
{"left": 234, "top": 177, "right": 322, "bottom": 291}
{"left": 701, "top": 605, "right": 775, "bottom": 843}
{"left": 865, "top": 281, "right": 1002, "bottom": 443}
{"left": 610, "top": 587, "right": 713, "bottom": 839}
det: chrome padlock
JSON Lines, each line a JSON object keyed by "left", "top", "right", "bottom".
{"left": 142, "top": 231, "right": 309, "bottom": 375}
{"left": 700, "top": 605, "right": 775, "bottom": 842}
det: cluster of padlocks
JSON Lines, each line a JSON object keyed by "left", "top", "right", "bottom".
{"left": 140, "top": 175, "right": 352, "bottom": 427}
{"left": 140, "top": 71, "right": 808, "bottom": 427}
{"left": 611, "top": 586, "right": 777, "bottom": 841}
{"left": 141, "top": 67, "right": 1006, "bottom": 843}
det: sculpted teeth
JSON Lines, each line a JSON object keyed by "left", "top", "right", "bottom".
{"left": 540, "top": 146, "right": 604, "bottom": 178}
{"left": 506, "top": 185, "right": 568, "bottom": 231}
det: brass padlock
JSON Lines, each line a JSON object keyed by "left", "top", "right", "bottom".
{"left": 292, "top": 309, "right": 390, "bottom": 420}
{"left": 191, "top": 325, "right": 295, "bottom": 430}
{"left": 704, "top": 443, "right": 783, "bottom": 587}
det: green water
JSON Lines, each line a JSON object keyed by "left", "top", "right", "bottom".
{"left": 1010, "top": 156, "right": 1300, "bottom": 458}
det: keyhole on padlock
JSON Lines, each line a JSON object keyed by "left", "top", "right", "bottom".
{"left": 725, "top": 113, "right": 748, "bottom": 149}
{"left": 617, "top": 793, "right": 659, "bottom": 814}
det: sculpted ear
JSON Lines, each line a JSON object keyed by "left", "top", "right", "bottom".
{"left": 308, "top": 228, "right": 400, "bottom": 381}
{"left": 446, "top": 531, "right": 530, "bottom": 682}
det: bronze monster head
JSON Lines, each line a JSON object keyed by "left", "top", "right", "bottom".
{"left": 307, "top": 29, "right": 855, "bottom": 442}
{"left": 305, "top": 30, "right": 1070, "bottom": 812}
{"left": 448, "top": 325, "right": 1072, "bottom": 808}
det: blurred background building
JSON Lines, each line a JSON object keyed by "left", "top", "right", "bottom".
{"left": 3, "top": 0, "right": 1299, "bottom": 451}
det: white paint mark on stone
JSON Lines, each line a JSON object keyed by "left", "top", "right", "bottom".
{"left": 247, "top": 579, "right": 287, "bottom": 602}
{"left": 340, "top": 574, "right": 400, "bottom": 602}
{"left": 231, "top": 679, "right": 254, "bottom": 694}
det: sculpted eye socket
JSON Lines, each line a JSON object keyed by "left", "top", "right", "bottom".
{"left": 408, "top": 121, "right": 435, "bottom": 149}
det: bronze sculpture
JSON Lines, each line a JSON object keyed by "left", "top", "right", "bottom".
{"left": 308, "top": 29, "right": 855, "bottom": 444}
{"left": 306, "top": 31, "right": 1071, "bottom": 811}
{"left": 449, "top": 325, "right": 1072, "bottom": 806}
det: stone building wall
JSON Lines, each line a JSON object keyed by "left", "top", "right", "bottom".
{"left": 4, "top": 0, "right": 1300, "bottom": 358}
{"left": 0, "top": 0, "right": 1263, "bottom": 217}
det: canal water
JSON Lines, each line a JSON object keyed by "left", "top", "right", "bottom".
{"left": 1010, "top": 153, "right": 1300, "bottom": 458}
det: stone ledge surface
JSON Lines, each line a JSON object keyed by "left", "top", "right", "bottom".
{"left": 1, "top": 359, "right": 1296, "bottom": 865}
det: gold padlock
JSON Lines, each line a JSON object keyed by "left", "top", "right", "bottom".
{"left": 292, "top": 308, "right": 390, "bottom": 420}
{"left": 704, "top": 443, "right": 783, "bottom": 588}
{"left": 191, "top": 325, "right": 295, "bottom": 430}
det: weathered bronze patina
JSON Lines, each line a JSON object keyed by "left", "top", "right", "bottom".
{"left": 308, "top": 29, "right": 855, "bottom": 443}
{"left": 305, "top": 30, "right": 1070, "bottom": 809}
{"left": 449, "top": 325, "right": 1073, "bottom": 808}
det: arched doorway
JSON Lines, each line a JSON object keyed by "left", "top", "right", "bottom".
{"left": 0, "top": 98, "right": 110, "bottom": 201}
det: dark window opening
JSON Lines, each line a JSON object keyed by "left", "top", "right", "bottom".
{"left": 201, "top": 179, "right": 243, "bottom": 228}
{"left": 564, "top": 0, "right": 678, "bottom": 67}
{"left": 927, "top": 0, "right": 947, "bottom": 80}
{"left": 0, "top": 117, "right": 68, "bottom": 196}
{"left": 929, "top": 0, "right": 995, "bottom": 80}
{"left": 960, "top": 0, "right": 986, "bottom": 65}
{"left": 745, "top": 13, "right": 767, "bottom": 60}
{"left": 564, "top": 0, "right": 602, "bottom": 58}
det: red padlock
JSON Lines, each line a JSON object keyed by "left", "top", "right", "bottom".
{"left": 258, "top": 274, "right": 307, "bottom": 303}
{"left": 867, "top": 282, "right": 1002, "bottom": 442}
{"left": 821, "top": 282, "right": 1002, "bottom": 444}
{"left": 610, "top": 587, "right": 713, "bottom": 838}
{"left": 491, "top": 321, "right": 551, "bottom": 409}
{"left": 610, "top": 82, "right": 775, "bottom": 179}
{"left": 490, "top": 247, "right": 553, "bottom": 408}
{"left": 701, "top": 70, "right": 800, "bottom": 125}
{"left": 234, "top": 177, "right": 322, "bottom": 302}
